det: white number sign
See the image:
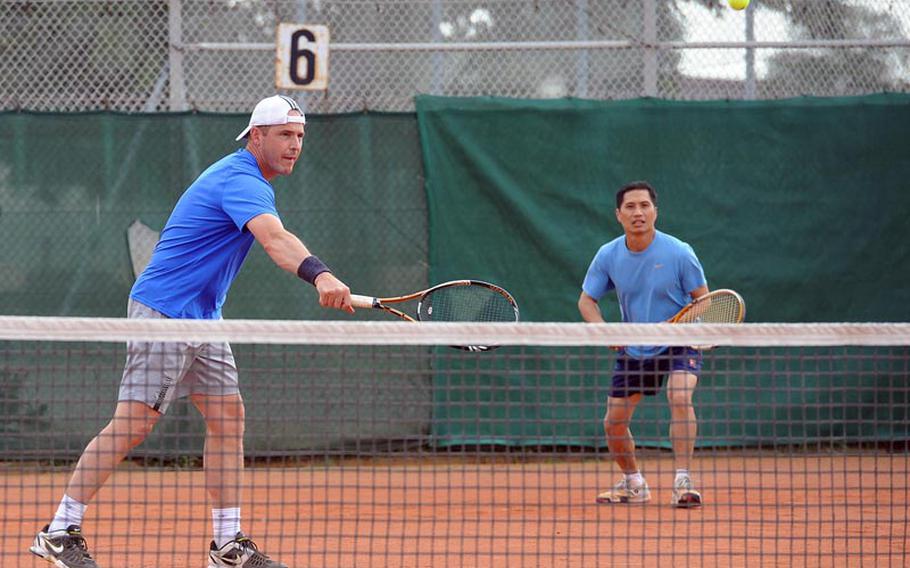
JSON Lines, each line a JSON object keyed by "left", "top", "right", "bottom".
{"left": 275, "top": 24, "right": 330, "bottom": 91}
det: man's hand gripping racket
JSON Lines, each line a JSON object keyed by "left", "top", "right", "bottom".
{"left": 350, "top": 280, "right": 520, "bottom": 352}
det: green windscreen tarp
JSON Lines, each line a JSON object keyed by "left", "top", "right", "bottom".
{"left": 1, "top": 97, "right": 908, "bottom": 456}
{"left": 0, "top": 111, "right": 430, "bottom": 456}
{"left": 417, "top": 94, "right": 910, "bottom": 448}
{"left": 0, "top": 111, "right": 426, "bottom": 318}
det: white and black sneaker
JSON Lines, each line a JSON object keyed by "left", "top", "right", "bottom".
{"left": 30, "top": 525, "right": 100, "bottom": 568}
{"left": 209, "top": 532, "right": 288, "bottom": 568}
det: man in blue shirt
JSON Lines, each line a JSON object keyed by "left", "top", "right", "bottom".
{"left": 31, "top": 95, "right": 352, "bottom": 568}
{"left": 579, "top": 181, "right": 709, "bottom": 509}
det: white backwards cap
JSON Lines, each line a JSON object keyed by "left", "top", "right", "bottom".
{"left": 235, "top": 95, "right": 306, "bottom": 141}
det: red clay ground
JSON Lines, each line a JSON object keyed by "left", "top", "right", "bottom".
{"left": 5, "top": 453, "right": 907, "bottom": 567}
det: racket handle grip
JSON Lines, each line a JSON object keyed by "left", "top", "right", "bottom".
{"left": 350, "top": 294, "right": 377, "bottom": 309}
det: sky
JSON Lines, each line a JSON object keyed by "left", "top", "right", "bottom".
{"left": 678, "top": 2, "right": 787, "bottom": 80}
{"left": 678, "top": 0, "right": 910, "bottom": 80}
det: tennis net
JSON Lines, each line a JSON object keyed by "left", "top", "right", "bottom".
{"left": 2, "top": 317, "right": 908, "bottom": 568}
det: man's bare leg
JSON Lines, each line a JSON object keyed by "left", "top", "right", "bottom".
{"left": 192, "top": 393, "right": 245, "bottom": 552}
{"left": 597, "top": 394, "right": 650, "bottom": 503}
{"left": 667, "top": 371, "right": 701, "bottom": 507}
{"left": 66, "top": 401, "right": 161, "bottom": 506}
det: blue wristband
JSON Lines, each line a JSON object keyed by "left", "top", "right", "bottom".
{"left": 297, "top": 255, "right": 331, "bottom": 285}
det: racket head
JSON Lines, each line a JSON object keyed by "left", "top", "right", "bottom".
{"left": 670, "top": 289, "right": 746, "bottom": 324}
{"left": 416, "top": 280, "right": 520, "bottom": 352}
{"left": 416, "top": 280, "right": 519, "bottom": 323}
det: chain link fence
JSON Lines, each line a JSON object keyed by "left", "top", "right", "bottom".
{"left": 2, "top": 0, "right": 908, "bottom": 112}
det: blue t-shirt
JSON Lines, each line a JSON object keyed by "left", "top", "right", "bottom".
{"left": 131, "top": 149, "right": 279, "bottom": 319}
{"left": 582, "top": 230, "right": 706, "bottom": 358}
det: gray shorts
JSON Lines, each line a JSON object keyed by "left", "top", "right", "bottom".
{"left": 118, "top": 299, "right": 240, "bottom": 414}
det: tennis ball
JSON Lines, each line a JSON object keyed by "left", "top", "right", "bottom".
{"left": 729, "top": 0, "right": 750, "bottom": 10}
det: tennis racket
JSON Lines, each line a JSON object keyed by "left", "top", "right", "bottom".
{"left": 350, "top": 280, "right": 520, "bottom": 352}
{"left": 668, "top": 288, "right": 746, "bottom": 350}
{"left": 669, "top": 289, "right": 746, "bottom": 324}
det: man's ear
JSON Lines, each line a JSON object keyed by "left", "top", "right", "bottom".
{"left": 249, "top": 126, "right": 266, "bottom": 145}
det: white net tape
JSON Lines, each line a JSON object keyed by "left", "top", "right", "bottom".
{"left": 0, "top": 317, "right": 907, "bottom": 346}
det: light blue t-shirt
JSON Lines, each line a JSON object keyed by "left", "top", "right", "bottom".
{"left": 131, "top": 149, "right": 280, "bottom": 319}
{"left": 582, "top": 230, "right": 707, "bottom": 358}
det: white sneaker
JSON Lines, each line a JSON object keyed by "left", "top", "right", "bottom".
{"left": 596, "top": 477, "right": 651, "bottom": 504}
{"left": 671, "top": 475, "right": 703, "bottom": 508}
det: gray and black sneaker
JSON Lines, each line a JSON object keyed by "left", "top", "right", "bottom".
{"left": 30, "top": 524, "right": 100, "bottom": 568}
{"left": 208, "top": 532, "right": 288, "bottom": 568}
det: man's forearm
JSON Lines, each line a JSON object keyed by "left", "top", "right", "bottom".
{"left": 263, "top": 230, "right": 311, "bottom": 274}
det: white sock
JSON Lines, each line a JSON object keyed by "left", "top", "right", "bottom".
{"left": 48, "top": 494, "right": 87, "bottom": 533}
{"left": 675, "top": 469, "right": 690, "bottom": 482}
{"left": 624, "top": 471, "right": 645, "bottom": 487}
{"left": 212, "top": 507, "right": 242, "bottom": 548}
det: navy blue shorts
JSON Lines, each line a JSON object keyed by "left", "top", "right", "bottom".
{"left": 610, "top": 347, "right": 702, "bottom": 398}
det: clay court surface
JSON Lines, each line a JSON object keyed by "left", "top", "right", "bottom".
{"left": 5, "top": 453, "right": 907, "bottom": 568}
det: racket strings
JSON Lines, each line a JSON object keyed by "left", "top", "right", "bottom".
{"left": 684, "top": 294, "right": 743, "bottom": 323}
{"left": 420, "top": 286, "right": 516, "bottom": 322}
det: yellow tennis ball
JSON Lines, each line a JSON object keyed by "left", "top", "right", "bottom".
{"left": 729, "top": 0, "right": 750, "bottom": 9}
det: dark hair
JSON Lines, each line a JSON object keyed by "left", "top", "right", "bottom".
{"left": 615, "top": 181, "right": 657, "bottom": 209}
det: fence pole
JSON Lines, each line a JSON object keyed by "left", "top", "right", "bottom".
{"left": 745, "top": 5, "right": 756, "bottom": 99}
{"left": 168, "top": 0, "right": 188, "bottom": 111}
{"left": 642, "top": 0, "right": 657, "bottom": 97}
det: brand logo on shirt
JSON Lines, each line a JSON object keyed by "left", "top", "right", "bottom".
{"left": 654, "top": 263, "right": 664, "bottom": 269}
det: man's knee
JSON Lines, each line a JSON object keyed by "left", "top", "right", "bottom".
{"left": 604, "top": 410, "right": 632, "bottom": 437}
{"left": 666, "top": 387, "right": 693, "bottom": 408}
{"left": 666, "top": 372, "right": 697, "bottom": 407}
{"left": 105, "top": 412, "right": 159, "bottom": 449}
{"left": 195, "top": 395, "right": 245, "bottom": 435}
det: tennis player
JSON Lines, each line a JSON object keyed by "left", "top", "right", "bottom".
{"left": 30, "top": 95, "right": 353, "bottom": 568}
{"left": 578, "top": 181, "right": 708, "bottom": 508}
